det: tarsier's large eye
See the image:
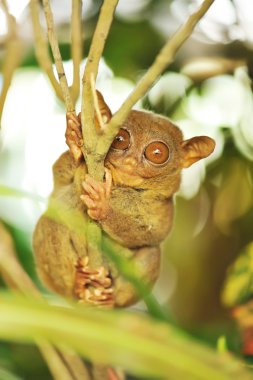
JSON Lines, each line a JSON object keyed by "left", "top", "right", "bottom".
{"left": 144, "top": 141, "right": 170, "bottom": 165}
{"left": 111, "top": 129, "right": 130, "bottom": 150}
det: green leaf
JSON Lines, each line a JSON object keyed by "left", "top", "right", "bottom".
{"left": 222, "top": 242, "right": 253, "bottom": 307}
{"left": 0, "top": 292, "right": 250, "bottom": 380}
{"left": 104, "top": 19, "right": 164, "bottom": 78}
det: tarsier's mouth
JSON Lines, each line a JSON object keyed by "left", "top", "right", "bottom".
{"left": 106, "top": 161, "right": 139, "bottom": 175}
{"left": 105, "top": 162, "right": 144, "bottom": 186}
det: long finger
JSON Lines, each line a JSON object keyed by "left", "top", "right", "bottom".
{"left": 82, "top": 181, "right": 100, "bottom": 200}
{"left": 66, "top": 112, "right": 80, "bottom": 127}
{"left": 80, "top": 195, "right": 96, "bottom": 209}
{"left": 104, "top": 168, "right": 112, "bottom": 198}
{"left": 84, "top": 175, "right": 105, "bottom": 197}
{"left": 67, "top": 119, "right": 83, "bottom": 139}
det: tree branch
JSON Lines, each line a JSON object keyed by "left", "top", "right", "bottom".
{"left": 70, "top": 0, "right": 83, "bottom": 104}
{"left": 80, "top": 0, "right": 119, "bottom": 271}
{"left": 81, "top": 0, "right": 119, "bottom": 178}
{"left": 42, "top": 0, "right": 75, "bottom": 112}
{"left": 30, "top": 0, "right": 63, "bottom": 101}
{"left": 97, "top": 0, "right": 215, "bottom": 156}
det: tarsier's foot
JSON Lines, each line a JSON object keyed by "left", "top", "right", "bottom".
{"left": 80, "top": 169, "right": 112, "bottom": 221}
{"left": 65, "top": 112, "right": 83, "bottom": 163}
{"left": 74, "top": 257, "right": 114, "bottom": 307}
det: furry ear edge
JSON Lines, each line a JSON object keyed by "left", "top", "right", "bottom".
{"left": 181, "top": 136, "right": 215, "bottom": 168}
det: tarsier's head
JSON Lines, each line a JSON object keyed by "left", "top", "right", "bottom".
{"left": 96, "top": 92, "right": 215, "bottom": 194}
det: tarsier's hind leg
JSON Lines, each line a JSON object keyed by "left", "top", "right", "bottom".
{"left": 34, "top": 205, "right": 160, "bottom": 307}
{"left": 34, "top": 216, "right": 115, "bottom": 305}
{"left": 74, "top": 245, "right": 160, "bottom": 308}
{"left": 33, "top": 216, "right": 84, "bottom": 298}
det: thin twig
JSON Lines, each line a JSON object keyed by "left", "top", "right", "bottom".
{"left": 0, "top": 1, "right": 23, "bottom": 126}
{"left": 97, "top": 0, "right": 215, "bottom": 157}
{"left": 30, "top": 0, "right": 63, "bottom": 101}
{"left": 0, "top": 222, "right": 91, "bottom": 380}
{"left": 42, "top": 0, "right": 75, "bottom": 112}
{"left": 70, "top": 0, "right": 83, "bottom": 103}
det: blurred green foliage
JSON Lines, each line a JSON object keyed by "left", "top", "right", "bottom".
{"left": 0, "top": 292, "right": 251, "bottom": 380}
{"left": 1, "top": 0, "right": 253, "bottom": 379}
{"left": 104, "top": 19, "right": 164, "bottom": 78}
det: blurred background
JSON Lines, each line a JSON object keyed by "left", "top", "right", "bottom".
{"left": 1, "top": 0, "right": 253, "bottom": 378}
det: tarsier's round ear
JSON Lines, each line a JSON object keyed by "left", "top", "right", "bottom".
{"left": 96, "top": 90, "right": 112, "bottom": 125}
{"left": 181, "top": 136, "right": 215, "bottom": 168}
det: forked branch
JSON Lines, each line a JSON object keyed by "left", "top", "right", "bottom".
{"left": 81, "top": 0, "right": 119, "bottom": 177}
{"left": 79, "top": 0, "right": 215, "bottom": 281}
{"left": 97, "top": 0, "right": 215, "bottom": 157}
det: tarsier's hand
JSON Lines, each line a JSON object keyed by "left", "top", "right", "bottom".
{"left": 80, "top": 169, "right": 112, "bottom": 221}
{"left": 65, "top": 112, "right": 83, "bottom": 163}
{"left": 74, "top": 257, "right": 114, "bottom": 307}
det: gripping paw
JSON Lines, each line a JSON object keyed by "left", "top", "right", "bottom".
{"left": 65, "top": 112, "right": 83, "bottom": 163}
{"left": 74, "top": 257, "right": 114, "bottom": 307}
{"left": 80, "top": 169, "right": 112, "bottom": 221}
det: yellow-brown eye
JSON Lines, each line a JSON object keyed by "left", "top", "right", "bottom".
{"left": 144, "top": 141, "right": 170, "bottom": 165}
{"left": 111, "top": 129, "right": 130, "bottom": 150}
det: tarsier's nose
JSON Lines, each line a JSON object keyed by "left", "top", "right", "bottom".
{"left": 123, "top": 157, "right": 138, "bottom": 167}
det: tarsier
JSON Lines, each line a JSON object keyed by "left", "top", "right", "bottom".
{"left": 33, "top": 92, "right": 215, "bottom": 307}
